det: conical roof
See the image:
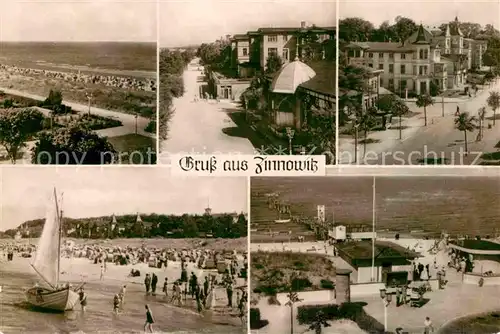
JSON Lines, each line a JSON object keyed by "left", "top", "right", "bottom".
{"left": 136, "top": 212, "right": 142, "bottom": 222}
{"left": 271, "top": 59, "right": 316, "bottom": 94}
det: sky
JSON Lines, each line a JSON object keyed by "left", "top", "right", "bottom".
{"left": 0, "top": 0, "right": 157, "bottom": 42}
{"left": 339, "top": 0, "right": 500, "bottom": 29}
{"left": 159, "top": 0, "right": 335, "bottom": 47}
{"left": 0, "top": 167, "right": 247, "bottom": 231}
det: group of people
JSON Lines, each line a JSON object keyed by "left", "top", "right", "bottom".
{"left": 0, "top": 64, "right": 156, "bottom": 92}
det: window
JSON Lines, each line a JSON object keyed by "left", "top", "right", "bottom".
{"left": 419, "top": 65, "right": 427, "bottom": 75}
{"left": 368, "top": 63, "right": 373, "bottom": 68}
{"left": 401, "top": 53, "right": 406, "bottom": 59}
{"left": 400, "top": 64, "right": 405, "bottom": 74}
{"left": 368, "top": 52, "right": 373, "bottom": 58}
{"left": 413, "top": 65, "right": 417, "bottom": 74}
{"left": 282, "top": 48, "right": 289, "bottom": 61}
{"left": 268, "top": 35, "right": 277, "bottom": 42}
{"left": 380, "top": 78, "right": 384, "bottom": 86}
{"left": 419, "top": 49, "right": 424, "bottom": 59}
{"left": 379, "top": 64, "right": 384, "bottom": 70}
{"left": 242, "top": 48, "right": 248, "bottom": 56}
{"left": 379, "top": 53, "right": 384, "bottom": 58}
{"left": 389, "top": 64, "right": 394, "bottom": 73}
{"left": 401, "top": 79, "right": 407, "bottom": 89}
{"left": 424, "top": 49, "right": 429, "bottom": 59}
{"left": 389, "top": 53, "right": 394, "bottom": 59}
{"left": 283, "top": 35, "right": 288, "bottom": 42}
{"left": 389, "top": 78, "right": 394, "bottom": 87}
{"left": 268, "top": 48, "right": 278, "bottom": 56}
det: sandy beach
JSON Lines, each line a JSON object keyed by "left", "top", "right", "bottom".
{"left": 0, "top": 238, "right": 248, "bottom": 334}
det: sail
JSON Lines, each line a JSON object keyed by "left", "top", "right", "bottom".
{"left": 31, "top": 190, "right": 60, "bottom": 289}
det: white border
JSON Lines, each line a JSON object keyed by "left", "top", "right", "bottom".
{"left": 328, "top": 165, "right": 500, "bottom": 176}
{"left": 246, "top": 175, "right": 251, "bottom": 333}
{"left": 156, "top": 0, "right": 160, "bottom": 158}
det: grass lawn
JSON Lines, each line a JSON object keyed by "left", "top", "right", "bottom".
{"left": 108, "top": 133, "right": 156, "bottom": 164}
{"left": 251, "top": 251, "right": 336, "bottom": 295}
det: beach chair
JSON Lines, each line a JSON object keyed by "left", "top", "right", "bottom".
{"left": 410, "top": 289, "right": 421, "bottom": 307}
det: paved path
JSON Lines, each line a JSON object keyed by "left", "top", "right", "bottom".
{"left": 339, "top": 80, "right": 500, "bottom": 165}
{"left": 159, "top": 59, "right": 255, "bottom": 163}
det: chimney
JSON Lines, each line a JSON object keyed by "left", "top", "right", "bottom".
{"left": 301, "top": 21, "right": 307, "bottom": 29}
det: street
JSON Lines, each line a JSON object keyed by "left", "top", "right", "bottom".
{"left": 159, "top": 59, "right": 255, "bottom": 163}
{"left": 339, "top": 80, "right": 500, "bottom": 165}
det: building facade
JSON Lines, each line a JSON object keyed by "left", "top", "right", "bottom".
{"left": 230, "top": 21, "right": 335, "bottom": 75}
{"left": 345, "top": 17, "right": 487, "bottom": 95}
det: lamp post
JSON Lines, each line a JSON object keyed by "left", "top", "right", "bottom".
{"left": 85, "top": 92, "right": 93, "bottom": 116}
{"left": 379, "top": 288, "right": 392, "bottom": 332}
{"left": 285, "top": 127, "right": 295, "bottom": 155}
{"left": 354, "top": 123, "right": 360, "bottom": 164}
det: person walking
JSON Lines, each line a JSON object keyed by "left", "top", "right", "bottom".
{"left": 162, "top": 277, "right": 169, "bottom": 299}
{"left": 113, "top": 294, "right": 120, "bottom": 314}
{"left": 119, "top": 285, "right": 127, "bottom": 307}
{"left": 424, "top": 316, "right": 434, "bottom": 333}
{"left": 100, "top": 263, "right": 105, "bottom": 281}
{"left": 226, "top": 278, "right": 233, "bottom": 308}
{"left": 144, "top": 305, "right": 155, "bottom": 333}
{"left": 144, "top": 274, "right": 151, "bottom": 295}
{"left": 79, "top": 288, "right": 87, "bottom": 312}
{"left": 151, "top": 273, "right": 158, "bottom": 296}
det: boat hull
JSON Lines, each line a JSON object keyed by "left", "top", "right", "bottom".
{"left": 25, "top": 286, "right": 79, "bottom": 311}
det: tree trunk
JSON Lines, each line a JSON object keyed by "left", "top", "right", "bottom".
{"left": 399, "top": 116, "right": 402, "bottom": 140}
{"left": 494, "top": 108, "right": 497, "bottom": 126}
{"left": 424, "top": 106, "right": 427, "bottom": 126}
{"left": 363, "top": 129, "right": 368, "bottom": 157}
{"left": 464, "top": 130, "right": 468, "bottom": 155}
{"left": 354, "top": 128, "right": 358, "bottom": 163}
{"left": 290, "top": 306, "right": 294, "bottom": 334}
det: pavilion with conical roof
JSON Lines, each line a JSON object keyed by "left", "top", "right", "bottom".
{"left": 268, "top": 55, "right": 335, "bottom": 131}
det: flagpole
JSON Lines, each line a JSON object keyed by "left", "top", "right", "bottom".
{"left": 371, "top": 176, "right": 376, "bottom": 282}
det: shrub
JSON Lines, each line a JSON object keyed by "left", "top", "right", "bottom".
{"left": 144, "top": 120, "right": 156, "bottom": 133}
{"left": 320, "top": 279, "right": 335, "bottom": 290}
{"left": 250, "top": 308, "right": 261, "bottom": 329}
{"left": 297, "top": 304, "right": 339, "bottom": 325}
{"left": 291, "top": 277, "right": 313, "bottom": 291}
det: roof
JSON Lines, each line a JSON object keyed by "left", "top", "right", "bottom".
{"left": 232, "top": 34, "right": 248, "bottom": 41}
{"left": 450, "top": 240, "right": 500, "bottom": 255}
{"left": 406, "top": 25, "right": 432, "bottom": 45}
{"left": 346, "top": 42, "right": 414, "bottom": 53}
{"left": 299, "top": 61, "right": 335, "bottom": 96}
{"left": 336, "top": 240, "right": 421, "bottom": 261}
{"left": 271, "top": 59, "right": 316, "bottom": 94}
{"left": 258, "top": 27, "right": 302, "bottom": 34}
{"left": 449, "top": 17, "right": 463, "bottom": 36}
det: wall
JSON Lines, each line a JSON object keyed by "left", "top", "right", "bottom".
{"left": 276, "top": 289, "right": 335, "bottom": 306}
{"left": 463, "top": 273, "right": 500, "bottom": 286}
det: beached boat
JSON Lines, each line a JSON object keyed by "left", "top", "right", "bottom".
{"left": 25, "top": 188, "right": 80, "bottom": 312}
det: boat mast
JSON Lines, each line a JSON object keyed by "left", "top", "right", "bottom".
{"left": 54, "top": 188, "right": 62, "bottom": 287}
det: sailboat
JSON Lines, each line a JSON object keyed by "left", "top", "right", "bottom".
{"left": 25, "top": 188, "right": 80, "bottom": 312}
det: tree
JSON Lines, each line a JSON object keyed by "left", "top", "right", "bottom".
{"left": 285, "top": 288, "right": 303, "bottom": 334}
{"left": 265, "top": 53, "right": 283, "bottom": 74}
{"left": 339, "top": 18, "right": 375, "bottom": 42}
{"left": 415, "top": 94, "right": 433, "bottom": 126}
{"left": 454, "top": 112, "right": 477, "bottom": 154}
{"left": 43, "top": 89, "right": 63, "bottom": 107}
{"left": 486, "top": 91, "right": 500, "bottom": 125}
{"left": 393, "top": 16, "right": 417, "bottom": 45}
{"left": 31, "top": 122, "right": 116, "bottom": 164}
{"left": 0, "top": 108, "right": 44, "bottom": 163}
{"left": 392, "top": 99, "right": 411, "bottom": 140}
{"left": 302, "top": 109, "right": 336, "bottom": 164}
{"left": 359, "top": 107, "right": 377, "bottom": 157}
{"left": 308, "top": 311, "right": 331, "bottom": 334}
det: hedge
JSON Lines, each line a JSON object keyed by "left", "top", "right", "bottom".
{"left": 297, "top": 302, "right": 385, "bottom": 333}
{"left": 250, "top": 308, "right": 261, "bottom": 329}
